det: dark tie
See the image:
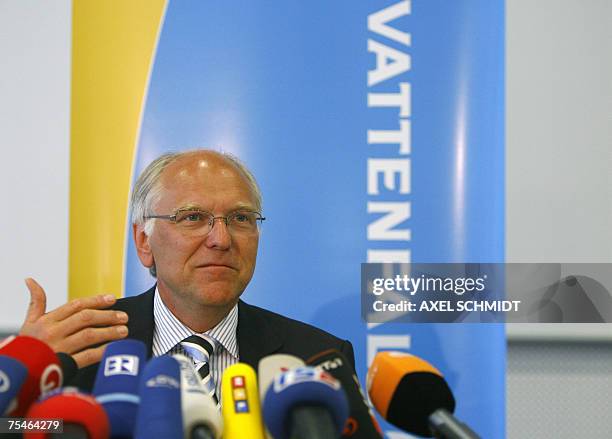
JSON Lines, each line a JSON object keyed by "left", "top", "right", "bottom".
{"left": 178, "top": 334, "right": 219, "bottom": 404}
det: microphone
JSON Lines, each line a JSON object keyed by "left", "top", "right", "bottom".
{"left": 367, "top": 351, "right": 480, "bottom": 439}
{"left": 258, "top": 354, "right": 305, "bottom": 439}
{"left": 56, "top": 353, "right": 78, "bottom": 385}
{"left": 307, "top": 349, "right": 383, "bottom": 438}
{"left": 263, "top": 366, "right": 349, "bottom": 439}
{"left": 92, "top": 339, "right": 146, "bottom": 438}
{"left": 133, "top": 355, "right": 183, "bottom": 439}
{"left": 221, "top": 362, "right": 265, "bottom": 439}
{"left": 257, "top": 354, "right": 305, "bottom": 402}
{"left": 0, "top": 335, "right": 63, "bottom": 416}
{"left": 0, "top": 355, "right": 27, "bottom": 416}
{"left": 174, "top": 354, "right": 223, "bottom": 439}
{"left": 24, "top": 390, "right": 110, "bottom": 439}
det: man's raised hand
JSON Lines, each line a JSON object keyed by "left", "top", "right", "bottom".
{"left": 19, "top": 278, "right": 129, "bottom": 368}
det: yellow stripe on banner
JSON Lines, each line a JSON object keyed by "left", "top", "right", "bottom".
{"left": 70, "top": 1, "right": 166, "bottom": 300}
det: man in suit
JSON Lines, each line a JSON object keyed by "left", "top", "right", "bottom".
{"left": 20, "top": 149, "right": 354, "bottom": 393}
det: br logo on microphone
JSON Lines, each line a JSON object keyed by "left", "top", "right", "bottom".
{"left": 104, "top": 355, "right": 139, "bottom": 376}
{"left": 0, "top": 370, "right": 9, "bottom": 393}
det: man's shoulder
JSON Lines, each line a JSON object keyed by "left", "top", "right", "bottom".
{"left": 239, "top": 301, "right": 343, "bottom": 343}
{"left": 237, "top": 300, "right": 355, "bottom": 369}
{"left": 105, "top": 288, "right": 156, "bottom": 365}
{"left": 111, "top": 287, "right": 155, "bottom": 313}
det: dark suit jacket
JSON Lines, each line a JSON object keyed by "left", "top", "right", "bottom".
{"left": 70, "top": 286, "right": 355, "bottom": 391}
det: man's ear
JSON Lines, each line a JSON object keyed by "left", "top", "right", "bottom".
{"left": 133, "top": 223, "right": 154, "bottom": 268}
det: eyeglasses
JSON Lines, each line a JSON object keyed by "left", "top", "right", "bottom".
{"left": 144, "top": 209, "right": 265, "bottom": 236}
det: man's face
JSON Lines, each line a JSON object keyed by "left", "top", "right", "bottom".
{"left": 137, "top": 153, "right": 260, "bottom": 310}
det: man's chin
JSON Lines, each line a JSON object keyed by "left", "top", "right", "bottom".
{"left": 159, "top": 276, "right": 246, "bottom": 309}
{"left": 197, "top": 297, "right": 239, "bottom": 309}
{"left": 193, "top": 286, "right": 242, "bottom": 308}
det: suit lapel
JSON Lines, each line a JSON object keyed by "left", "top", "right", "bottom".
{"left": 237, "top": 300, "right": 283, "bottom": 369}
{"left": 115, "top": 286, "right": 156, "bottom": 358}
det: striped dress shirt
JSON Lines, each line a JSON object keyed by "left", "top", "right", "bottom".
{"left": 151, "top": 289, "right": 239, "bottom": 402}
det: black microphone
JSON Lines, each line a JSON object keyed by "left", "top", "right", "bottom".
{"left": 56, "top": 353, "right": 78, "bottom": 385}
{"left": 307, "top": 349, "right": 382, "bottom": 438}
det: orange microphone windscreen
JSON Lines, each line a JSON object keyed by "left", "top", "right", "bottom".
{"left": 367, "top": 351, "right": 455, "bottom": 437}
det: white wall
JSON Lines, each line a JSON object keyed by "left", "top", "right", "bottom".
{"left": 506, "top": 1, "right": 612, "bottom": 438}
{"left": 507, "top": 0, "right": 612, "bottom": 264}
{"left": 0, "top": 0, "right": 71, "bottom": 331}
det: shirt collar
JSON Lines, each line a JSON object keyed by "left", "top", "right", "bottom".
{"left": 153, "top": 287, "right": 239, "bottom": 359}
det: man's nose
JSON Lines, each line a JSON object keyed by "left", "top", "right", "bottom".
{"left": 205, "top": 217, "right": 232, "bottom": 249}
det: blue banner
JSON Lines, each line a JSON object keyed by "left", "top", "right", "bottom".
{"left": 125, "top": 1, "right": 505, "bottom": 437}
